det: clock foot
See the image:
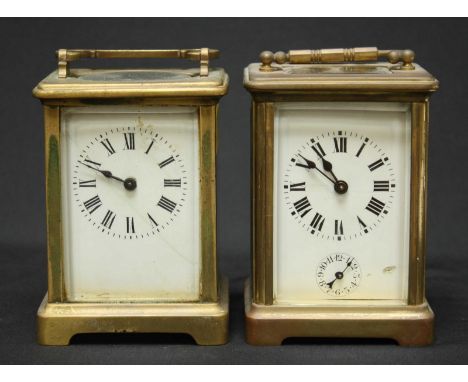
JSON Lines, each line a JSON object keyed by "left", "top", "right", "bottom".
{"left": 244, "top": 279, "right": 434, "bottom": 346}
{"left": 37, "top": 277, "right": 229, "bottom": 346}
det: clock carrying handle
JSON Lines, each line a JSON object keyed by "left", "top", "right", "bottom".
{"left": 259, "top": 47, "right": 416, "bottom": 71}
{"left": 56, "top": 48, "right": 219, "bottom": 78}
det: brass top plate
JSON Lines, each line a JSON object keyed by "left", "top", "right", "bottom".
{"left": 33, "top": 67, "right": 229, "bottom": 99}
{"left": 244, "top": 63, "right": 438, "bottom": 93}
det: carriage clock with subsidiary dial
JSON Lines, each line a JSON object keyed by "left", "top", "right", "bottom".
{"left": 34, "top": 48, "right": 229, "bottom": 345}
{"left": 244, "top": 47, "right": 438, "bottom": 345}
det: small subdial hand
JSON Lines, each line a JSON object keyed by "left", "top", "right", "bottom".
{"left": 321, "top": 157, "right": 348, "bottom": 195}
{"left": 79, "top": 161, "right": 137, "bottom": 191}
{"left": 326, "top": 259, "right": 354, "bottom": 289}
{"left": 297, "top": 154, "right": 336, "bottom": 185}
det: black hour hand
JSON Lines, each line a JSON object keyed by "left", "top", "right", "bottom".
{"left": 297, "top": 154, "right": 335, "bottom": 185}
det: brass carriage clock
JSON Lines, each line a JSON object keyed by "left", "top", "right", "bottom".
{"left": 33, "top": 48, "right": 229, "bottom": 345}
{"left": 244, "top": 47, "right": 438, "bottom": 345}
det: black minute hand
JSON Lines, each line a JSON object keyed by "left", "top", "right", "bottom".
{"left": 78, "top": 161, "right": 124, "bottom": 183}
{"left": 79, "top": 161, "right": 137, "bottom": 191}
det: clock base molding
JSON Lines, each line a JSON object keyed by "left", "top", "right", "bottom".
{"left": 244, "top": 281, "right": 434, "bottom": 346}
{"left": 36, "top": 277, "right": 229, "bottom": 346}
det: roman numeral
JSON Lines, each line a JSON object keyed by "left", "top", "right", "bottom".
{"left": 368, "top": 159, "right": 385, "bottom": 172}
{"left": 145, "top": 139, "right": 155, "bottom": 154}
{"left": 293, "top": 196, "right": 312, "bottom": 217}
{"left": 334, "top": 219, "right": 344, "bottom": 235}
{"left": 158, "top": 156, "right": 175, "bottom": 168}
{"left": 147, "top": 213, "right": 158, "bottom": 227}
{"left": 290, "top": 182, "right": 306, "bottom": 191}
{"left": 356, "top": 138, "right": 369, "bottom": 157}
{"left": 333, "top": 137, "right": 347, "bottom": 153}
{"left": 124, "top": 132, "right": 135, "bottom": 150}
{"left": 79, "top": 179, "right": 96, "bottom": 188}
{"left": 126, "top": 217, "right": 135, "bottom": 233}
{"left": 356, "top": 143, "right": 366, "bottom": 157}
{"left": 357, "top": 216, "right": 368, "bottom": 233}
{"left": 158, "top": 195, "right": 177, "bottom": 213}
{"left": 101, "top": 210, "right": 116, "bottom": 229}
{"left": 84, "top": 158, "right": 101, "bottom": 167}
{"left": 310, "top": 212, "right": 325, "bottom": 231}
{"left": 164, "top": 179, "right": 181, "bottom": 187}
{"left": 311, "top": 142, "right": 326, "bottom": 158}
{"left": 83, "top": 195, "right": 102, "bottom": 214}
{"left": 101, "top": 138, "right": 115, "bottom": 156}
{"left": 366, "top": 197, "right": 385, "bottom": 216}
{"left": 373, "top": 180, "right": 390, "bottom": 192}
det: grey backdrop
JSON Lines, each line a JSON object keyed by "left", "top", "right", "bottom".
{"left": 0, "top": 18, "right": 467, "bottom": 364}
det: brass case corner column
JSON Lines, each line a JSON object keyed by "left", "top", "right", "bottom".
{"left": 199, "top": 105, "right": 219, "bottom": 302}
{"left": 34, "top": 48, "right": 229, "bottom": 346}
{"left": 251, "top": 102, "right": 275, "bottom": 305}
{"left": 408, "top": 101, "right": 429, "bottom": 305}
{"left": 244, "top": 47, "right": 439, "bottom": 346}
{"left": 43, "top": 105, "right": 65, "bottom": 303}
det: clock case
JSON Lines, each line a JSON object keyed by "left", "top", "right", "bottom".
{"left": 244, "top": 47, "right": 439, "bottom": 346}
{"left": 33, "top": 49, "right": 229, "bottom": 345}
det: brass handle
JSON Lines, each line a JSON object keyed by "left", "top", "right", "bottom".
{"left": 259, "top": 47, "right": 415, "bottom": 71}
{"left": 57, "top": 48, "right": 220, "bottom": 78}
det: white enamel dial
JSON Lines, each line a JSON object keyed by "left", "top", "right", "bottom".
{"left": 274, "top": 102, "right": 411, "bottom": 305}
{"left": 74, "top": 126, "right": 187, "bottom": 239}
{"left": 61, "top": 106, "right": 200, "bottom": 302}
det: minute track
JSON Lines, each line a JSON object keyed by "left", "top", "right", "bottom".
{"left": 283, "top": 130, "right": 396, "bottom": 240}
{"left": 73, "top": 126, "right": 187, "bottom": 239}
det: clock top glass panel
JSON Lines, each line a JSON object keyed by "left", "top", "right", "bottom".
{"left": 273, "top": 102, "right": 411, "bottom": 306}
{"left": 61, "top": 106, "right": 200, "bottom": 302}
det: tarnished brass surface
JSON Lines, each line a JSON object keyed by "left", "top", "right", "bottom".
{"left": 259, "top": 47, "right": 416, "bottom": 71}
{"left": 33, "top": 68, "right": 228, "bottom": 99}
{"left": 43, "top": 106, "right": 65, "bottom": 302}
{"left": 251, "top": 102, "right": 274, "bottom": 305}
{"left": 245, "top": 56, "right": 438, "bottom": 94}
{"left": 57, "top": 48, "right": 220, "bottom": 78}
{"left": 41, "top": 100, "right": 227, "bottom": 305}
{"left": 199, "top": 105, "right": 218, "bottom": 302}
{"left": 249, "top": 98, "right": 431, "bottom": 308}
{"left": 35, "top": 51, "right": 229, "bottom": 345}
{"left": 245, "top": 49, "right": 438, "bottom": 345}
{"left": 244, "top": 280, "right": 434, "bottom": 346}
{"left": 37, "top": 277, "right": 229, "bottom": 346}
{"left": 409, "top": 102, "right": 429, "bottom": 305}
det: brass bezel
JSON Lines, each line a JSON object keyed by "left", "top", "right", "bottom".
{"left": 36, "top": 67, "right": 228, "bottom": 345}
{"left": 245, "top": 62, "right": 437, "bottom": 345}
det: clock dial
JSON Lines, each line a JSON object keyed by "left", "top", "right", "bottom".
{"left": 283, "top": 131, "right": 396, "bottom": 241}
{"left": 61, "top": 106, "right": 200, "bottom": 302}
{"left": 73, "top": 126, "right": 187, "bottom": 239}
{"left": 316, "top": 254, "right": 361, "bottom": 296}
{"left": 274, "top": 102, "right": 411, "bottom": 305}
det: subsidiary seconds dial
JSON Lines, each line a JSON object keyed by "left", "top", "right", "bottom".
{"left": 73, "top": 126, "right": 187, "bottom": 239}
{"left": 283, "top": 130, "right": 396, "bottom": 240}
{"left": 316, "top": 254, "right": 361, "bottom": 296}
